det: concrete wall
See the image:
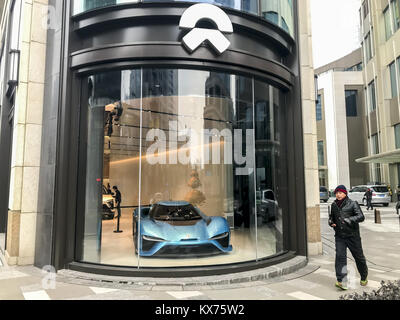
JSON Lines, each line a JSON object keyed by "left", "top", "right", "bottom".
{"left": 298, "top": 0, "right": 322, "bottom": 256}
{"left": 316, "top": 89, "right": 328, "bottom": 187}
{"left": 5, "top": 0, "right": 48, "bottom": 266}
{"left": 345, "top": 84, "right": 369, "bottom": 188}
{"left": 315, "top": 49, "right": 362, "bottom": 74}
{"left": 317, "top": 70, "right": 365, "bottom": 191}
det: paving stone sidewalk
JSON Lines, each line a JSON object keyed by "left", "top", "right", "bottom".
{"left": 0, "top": 201, "right": 399, "bottom": 300}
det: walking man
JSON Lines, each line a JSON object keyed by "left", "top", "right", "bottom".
{"left": 329, "top": 185, "right": 368, "bottom": 290}
{"left": 112, "top": 186, "right": 122, "bottom": 218}
{"left": 364, "top": 188, "right": 373, "bottom": 211}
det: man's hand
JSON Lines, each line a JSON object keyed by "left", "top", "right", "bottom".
{"left": 343, "top": 218, "right": 352, "bottom": 225}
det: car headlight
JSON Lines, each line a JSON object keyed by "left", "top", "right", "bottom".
{"left": 142, "top": 235, "right": 166, "bottom": 242}
{"left": 210, "top": 232, "right": 229, "bottom": 240}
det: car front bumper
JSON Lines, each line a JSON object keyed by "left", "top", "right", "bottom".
{"left": 138, "top": 239, "right": 233, "bottom": 257}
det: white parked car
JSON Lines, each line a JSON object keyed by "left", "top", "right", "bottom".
{"left": 348, "top": 185, "right": 391, "bottom": 207}
{"left": 256, "top": 189, "right": 278, "bottom": 222}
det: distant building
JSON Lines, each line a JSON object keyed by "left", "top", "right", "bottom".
{"left": 315, "top": 48, "right": 369, "bottom": 191}
{"left": 356, "top": 0, "right": 400, "bottom": 195}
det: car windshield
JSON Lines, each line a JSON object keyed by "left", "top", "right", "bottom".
{"left": 150, "top": 204, "right": 203, "bottom": 221}
{"left": 372, "top": 186, "right": 388, "bottom": 193}
{"left": 320, "top": 187, "right": 327, "bottom": 192}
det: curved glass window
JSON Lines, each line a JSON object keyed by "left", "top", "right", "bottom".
{"left": 73, "top": 0, "right": 258, "bottom": 14}
{"left": 72, "top": 0, "right": 294, "bottom": 37}
{"left": 77, "top": 67, "right": 286, "bottom": 268}
{"left": 265, "top": 11, "right": 279, "bottom": 25}
{"left": 261, "top": 0, "right": 294, "bottom": 36}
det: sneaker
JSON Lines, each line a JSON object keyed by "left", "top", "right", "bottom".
{"left": 360, "top": 279, "right": 368, "bottom": 286}
{"left": 335, "top": 281, "right": 348, "bottom": 290}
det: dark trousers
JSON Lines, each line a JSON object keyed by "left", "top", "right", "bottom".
{"left": 335, "top": 235, "right": 368, "bottom": 282}
{"left": 116, "top": 203, "right": 121, "bottom": 218}
{"left": 366, "top": 199, "right": 373, "bottom": 210}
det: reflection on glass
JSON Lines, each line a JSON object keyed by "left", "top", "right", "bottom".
{"left": 72, "top": 0, "right": 294, "bottom": 37}
{"left": 73, "top": 0, "right": 257, "bottom": 14}
{"left": 254, "top": 81, "right": 283, "bottom": 257}
{"left": 147, "top": 0, "right": 258, "bottom": 14}
{"left": 261, "top": 0, "right": 294, "bottom": 36}
{"left": 73, "top": 0, "right": 139, "bottom": 15}
{"left": 79, "top": 68, "right": 284, "bottom": 268}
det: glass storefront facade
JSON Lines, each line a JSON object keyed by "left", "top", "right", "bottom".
{"left": 24, "top": 0, "right": 308, "bottom": 276}
{"left": 78, "top": 67, "right": 285, "bottom": 268}
{"left": 72, "top": 0, "right": 294, "bottom": 36}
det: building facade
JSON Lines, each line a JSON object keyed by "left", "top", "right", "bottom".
{"left": 357, "top": 0, "right": 400, "bottom": 193}
{"left": 315, "top": 49, "right": 369, "bottom": 192}
{"left": 0, "top": 0, "right": 48, "bottom": 265}
{"left": 0, "top": 0, "right": 320, "bottom": 276}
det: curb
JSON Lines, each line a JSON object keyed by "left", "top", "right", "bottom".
{"left": 56, "top": 256, "right": 308, "bottom": 289}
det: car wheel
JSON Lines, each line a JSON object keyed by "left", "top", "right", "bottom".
{"left": 383, "top": 203, "right": 389, "bottom": 207}
{"left": 324, "top": 200, "right": 328, "bottom": 203}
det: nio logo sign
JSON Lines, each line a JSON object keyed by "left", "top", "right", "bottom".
{"left": 179, "top": 3, "right": 233, "bottom": 55}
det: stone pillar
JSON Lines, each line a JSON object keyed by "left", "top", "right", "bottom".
{"left": 298, "top": 0, "right": 322, "bottom": 256}
{"left": 5, "top": 0, "right": 48, "bottom": 265}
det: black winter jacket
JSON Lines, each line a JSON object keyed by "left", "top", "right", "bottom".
{"left": 329, "top": 197, "right": 365, "bottom": 238}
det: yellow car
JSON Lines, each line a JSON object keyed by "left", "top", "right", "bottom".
{"left": 102, "top": 186, "right": 115, "bottom": 220}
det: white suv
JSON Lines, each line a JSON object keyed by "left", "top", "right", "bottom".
{"left": 348, "top": 185, "right": 391, "bottom": 207}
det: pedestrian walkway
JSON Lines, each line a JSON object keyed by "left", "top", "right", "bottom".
{"left": 0, "top": 201, "right": 399, "bottom": 300}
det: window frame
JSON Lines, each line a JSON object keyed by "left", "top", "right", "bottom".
{"left": 364, "top": 32, "right": 373, "bottom": 62}
{"left": 317, "top": 140, "right": 324, "bottom": 166}
{"left": 368, "top": 80, "right": 376, "bottom": 112}
{"left": 362, "top": 0, "right": 369, "bottom": 19}
{"left": 371, "top": 133, "right": 379, "bottom": 155}
{"left": 345, "top": 90, "right": 358, "bottom": 117}
{"left": 394, "top": 123, "right": 400, "bottom": 149}
{"left": 389, "top": 61, "right": 398, "bottom": 98}
{"left": 316, "top": 94, "right": 322, "bottom": 121}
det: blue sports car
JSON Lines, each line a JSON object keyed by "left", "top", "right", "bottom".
{"left": 132, "top": 201, "right": 232, "bottom": 257}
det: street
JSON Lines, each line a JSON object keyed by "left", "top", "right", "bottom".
{"left": 0, "top": 200, "right": 399, "bottom": 300}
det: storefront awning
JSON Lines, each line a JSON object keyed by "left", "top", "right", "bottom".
{"left": 356, "top": 149, "right": 400, "bottom": 164}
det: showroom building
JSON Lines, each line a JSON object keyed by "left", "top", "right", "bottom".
{"left": 0, "top": 0, "right": 320, "bottom": 277}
